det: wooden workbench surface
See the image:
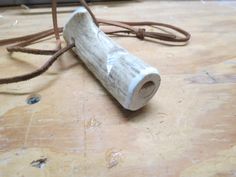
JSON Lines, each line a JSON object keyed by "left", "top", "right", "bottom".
{"left": 0, "top": 1, "right": 236, "bottom": 177}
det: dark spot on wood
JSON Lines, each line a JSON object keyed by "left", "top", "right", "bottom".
{"left": 26, "top": 94, "right": 41, "bottom": 105}
{"left": 30, "top": 158, "right": 47, "bottom": 169}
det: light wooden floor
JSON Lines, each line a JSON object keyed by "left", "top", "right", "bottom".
{"left": 0, "top": 1, "right": 236, "bottom": 177}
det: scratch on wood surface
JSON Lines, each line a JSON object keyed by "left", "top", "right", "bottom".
{"left": 83, "top": 115, "right": 88, "bottom": 177}
{"left": 23, "top": 112, "right": 34, "bottom": 148}
{"left": 187, "top": 72, "right": 236, "bottom": 84}
{"left": 204, "top": 71, "right": 217, "bottom": 83}
{"left": 82, "top": 70, "right": 87, "bottom": 177}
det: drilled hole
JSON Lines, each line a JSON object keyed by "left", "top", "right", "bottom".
{"left": 139, "top": 81, "right": 155, "bottom": 98}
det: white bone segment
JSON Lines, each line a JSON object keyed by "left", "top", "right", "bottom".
{"left": 63, "top": 7, "right": 161, "bottom": 111}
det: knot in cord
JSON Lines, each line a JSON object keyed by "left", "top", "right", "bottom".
{"left": 136, "top": 28, "right": 146, "bottom": 40}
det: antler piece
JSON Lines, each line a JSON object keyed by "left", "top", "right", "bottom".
{"left": 63, "top": 7, "right": 161, "bottom": 111}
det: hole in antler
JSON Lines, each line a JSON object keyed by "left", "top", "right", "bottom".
{"left": 139, "top": 81, "right": 155, "bottom": 98}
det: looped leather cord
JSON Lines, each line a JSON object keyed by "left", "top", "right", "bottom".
{"left": 97, "top": 19, "right": 191, "bottom": 42}
{"left": 0, "top": 43, "right": 74, "bottom": 84}
{"left": 0, "top": 0, "right": 68, "bottom": 84}
{"left": 5, "top": 0, "right": 63, "bottom": 56}
{"left": 6, "top": 28, "right": 63, "bottom": 55}
{"left": 0, "top": 0, "right": 191, "bottom": 84}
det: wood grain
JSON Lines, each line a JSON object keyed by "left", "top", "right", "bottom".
{"left": 0, "top": 1, "right": 236, "bottom": 177}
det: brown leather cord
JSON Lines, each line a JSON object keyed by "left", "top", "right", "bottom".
{"left": 3, "top": 0, "right": 63, "bottom": 55}
{"left": 0, "top": 0, "right": 191, "bottom": 84}
{"left": 52, "top": 0, "right": 60, "bottom": 41}
{"left": 5, "top": 27, "right": 64, "bottom": 55}
{"left": 7, "top": 46, "right": 58, "bottom": 55}
{"left": 0, "top": 29, "right": 55, "bottom": 46}
{"left": 97, "top": 19, "right": 191, "bottom": 42}
{"left": 0, "top": 0, "right": 66, "bottom": 84}
{"left": 79, "top": 0, "right": 99, "bottom": 27}
{"left": 52, "top": 0, "right": 62, "bottom": 52}
{"left": 0, "top": 43, "right": 74, "bottom": 84}
{"left": 0, "top": 2, "right": 191, "bottom": 46}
